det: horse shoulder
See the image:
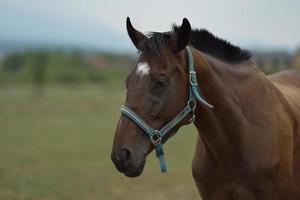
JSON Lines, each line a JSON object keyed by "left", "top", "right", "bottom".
{"left": 269, "top": 70, "right": 300, "bottom": 186}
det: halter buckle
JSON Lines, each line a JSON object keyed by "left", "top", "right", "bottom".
{"left": 150, "top": 130, "right": 162, "bottom": 145}
{"left": 189, "top": 71, "right": 198, "bottom": 86}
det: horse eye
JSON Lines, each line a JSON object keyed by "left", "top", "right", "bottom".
{"left": 154, "top": 79, "right": 168, "bottom": 89}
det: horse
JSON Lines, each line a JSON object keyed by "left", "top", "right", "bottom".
{"left": 111, "top": 17, "right": 300, "bottom": 199}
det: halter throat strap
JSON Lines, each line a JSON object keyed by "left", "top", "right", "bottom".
{"left": 120, "top": 46, "right": 213, "bottom": 173}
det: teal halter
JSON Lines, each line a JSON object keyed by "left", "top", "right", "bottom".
{"left": 120, "top": 46, "right": 213, "bottom": 173}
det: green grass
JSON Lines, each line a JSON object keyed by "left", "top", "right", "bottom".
{"left": 0, "top": 84, "right": 200, "bottom": 200}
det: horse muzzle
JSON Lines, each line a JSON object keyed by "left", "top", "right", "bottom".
{"left": 111, "top": 148, "right": 146, "bottom": 177}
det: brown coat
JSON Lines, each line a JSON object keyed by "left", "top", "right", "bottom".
{"left": 192, "top": 50, "right": 300, "bottom": 199}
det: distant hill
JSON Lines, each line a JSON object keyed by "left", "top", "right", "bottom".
{"left": 0, "top": 7, "right": 134, "bottom": 54}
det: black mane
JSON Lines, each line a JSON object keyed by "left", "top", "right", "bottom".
{"left": 174, "top": 26, "right": 252, "bottom": 63}
{"left": 140, "top": 27, "right": 251, "bottom": 63}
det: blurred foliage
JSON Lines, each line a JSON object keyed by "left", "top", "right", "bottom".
{"left": 252, "top": 50, "right": 295, "bottom": 75}
{"left": 294, "top": 50, "right": 300, "bottom": 69}
{"left": 1, "top": 48, "right": 300, "bottom": 87}
{"left": 0, "top": 50, "right": 134, "bottom": 86}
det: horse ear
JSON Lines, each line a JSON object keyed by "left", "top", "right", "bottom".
{"left": 171, "top": 18, "right": 191, "bottom": 52}
{"left": 126, "top": 17, "right": 147, "bottom": 50}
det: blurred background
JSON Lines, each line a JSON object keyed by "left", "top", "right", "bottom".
{"left": 0, "top": 0, "right": 299, "bottom": 199}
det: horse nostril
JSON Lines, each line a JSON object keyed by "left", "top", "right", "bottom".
{"left": 112, "top": 148, "right": 132, "bottom": 173}
{"left": 120, "top": 148, "right": 131, "bottom": 161}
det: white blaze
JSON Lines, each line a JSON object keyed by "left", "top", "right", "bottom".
{"left": 136, "top": 62, "right": 150, "bottom": 76}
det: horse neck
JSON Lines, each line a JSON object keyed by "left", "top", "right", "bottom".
{"left": 191, "top": 49, "right": 254, "bottom": 168}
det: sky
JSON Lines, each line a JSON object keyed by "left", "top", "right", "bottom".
{"left": 0, "top": 0, "right": 299, "bottom": 52}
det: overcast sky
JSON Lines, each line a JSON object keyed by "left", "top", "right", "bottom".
{"left": 0, "top": 0, "right": 299, "bottom": 52}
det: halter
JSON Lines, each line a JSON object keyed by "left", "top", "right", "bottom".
{"left": 120, "top": 46, "right": 213, "bottom": 172}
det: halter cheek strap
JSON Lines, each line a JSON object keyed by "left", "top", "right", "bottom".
{"left": 120, "top": 46, "right": 213, "bottom": 173}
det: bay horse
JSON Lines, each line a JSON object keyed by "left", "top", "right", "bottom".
{"left": 111, "top": 17, "right": 300, "bottom": 199}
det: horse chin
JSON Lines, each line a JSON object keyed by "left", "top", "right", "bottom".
{"left": 124, "top": 157, "right": 146, "bottom": 178}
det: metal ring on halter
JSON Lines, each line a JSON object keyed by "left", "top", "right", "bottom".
{"left": 187, "top": 99, "right": 197, "bottom": 123}
{"left": 150, "top": 130, "right": 162, "bottom": 145}
{"left": 188, "top": 99, "right": 197, "bottom": 111}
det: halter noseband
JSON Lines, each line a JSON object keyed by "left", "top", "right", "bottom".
{"left": 120, "top": 46, "right": 213, "bottom": 173}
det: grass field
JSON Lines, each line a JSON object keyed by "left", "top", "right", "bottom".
{"left": 0, "top": 84, "right": 200, "bottom": 200}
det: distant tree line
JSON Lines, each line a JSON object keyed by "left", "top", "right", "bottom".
{"left": 0, "top": 50, "right": 134, "bottom": 86}
{"left": 253, "top": 49, "right": 300, "bottom": 74}
{"left": 1, "top": 48, "right": 300, "bottom": 87}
